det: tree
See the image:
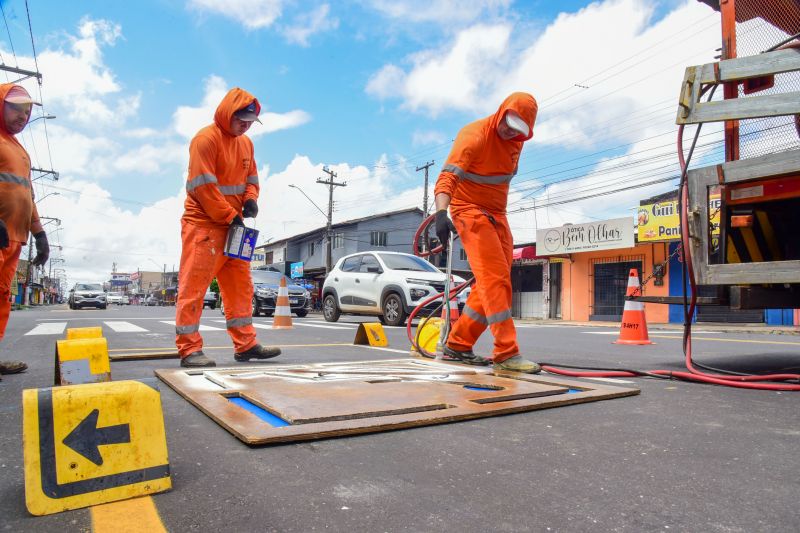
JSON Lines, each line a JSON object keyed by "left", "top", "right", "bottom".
{"left": 209, "top": 278, "right": 219, "bottom": 294}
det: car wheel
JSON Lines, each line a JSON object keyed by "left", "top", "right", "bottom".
{"left": 382, "top": 293, "right": 406, "bottom": 327}
{"left": 378, "top": 315, "right": 388, "bottom": 325}
{"left": 251, "top": 297, "right": 260, "bottom": 317}
{"left": 323, "top": 294, "right": 340, "bottom": 322}
{"left": 209, "top": 303, "right": 216, "bottom": 310}
{"left": 100, "top": 305, "right": 107, "bottom": 310}
{"left": 295, "top": 310, "right": 307, "bottom": 318}
{"left": 265, "top": 311, "right": 273, "bottom": 317}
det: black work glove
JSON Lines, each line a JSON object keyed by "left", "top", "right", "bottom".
{"left": 435, "top": 209, "right": 456, "bottom": 252}
{"left": 243, "top": 199, "right": 258, "bottom": 218}
{"left": 230, "top": 215, "right": 244, "bottom": 227}
{"left": 0, "top": 220, "right": 8, "bottom": 249}
{"left": 32, "top": 231, "right": 49, "bottom": 266}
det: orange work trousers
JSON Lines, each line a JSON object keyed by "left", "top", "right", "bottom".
{"left": 447, "top": 208, "right": 519, "bottom": 362}
{"left": 0, "top": 241, "right": 22, "bottom": 341}
{"left": 175, "top": 221, "right": 257, "bottom": 357}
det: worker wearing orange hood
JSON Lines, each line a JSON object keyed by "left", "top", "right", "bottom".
{"left": 0, "top": 83, "right": 49, "bottom": 379}
{"left": 433, "top": 92, "right": 540, "bottom": 373}
{"left": 175, "top": 87, "right": 281, "bottom": 367}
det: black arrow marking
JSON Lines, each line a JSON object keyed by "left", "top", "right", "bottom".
{"left": 62, "top": 408, "right": 131, "bottom": 466}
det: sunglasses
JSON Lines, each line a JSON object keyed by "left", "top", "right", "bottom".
{"left": 6, "top": 102, "right": 32, "bottom": 114}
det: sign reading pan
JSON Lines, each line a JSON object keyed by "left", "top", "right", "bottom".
{"left": 537, "top": 217, "right": 634, "bottom": 256}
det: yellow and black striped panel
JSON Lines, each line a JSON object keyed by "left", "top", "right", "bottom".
{"left": 726, "top": 208, "right": 782, "bottom": 264}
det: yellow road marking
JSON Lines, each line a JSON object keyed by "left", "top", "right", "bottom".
{"left": 91, "top": 496, "right": 167, "bottom": 533}
{"left": 108, "top": 343, "right": 353, "bottom": 353}
{"left": 650, "top": 334, "right": 800, "bottom": 346}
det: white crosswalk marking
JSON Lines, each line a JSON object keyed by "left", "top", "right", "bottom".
{"left": 161, "top": 320, "right": 225, "bottom": 331}
{"left": 104, "top": 321, "right": 149, "bottom": 333}
{"left": 583, "top": 331, "right": 620, "bottom": 335}
{"left": 25, "top": 322, "right": 67, "bottom": 335}
{"left": 216, "top": 318, "right": 355, "bottom": 331}
{"left": 304, "top": 320, "right": 358, "bottom": 328}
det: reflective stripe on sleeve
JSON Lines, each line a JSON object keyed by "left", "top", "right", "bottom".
{"left": 463, "top": 305, "right": 488, "bottom": 325}
{"left": 441, "top": 163, "right": 515, "bottom": 185}
{"left": 227, "top": 316, "right": 253, "bottom": 328}
{"left": 175, "top": 323, "right": 200, "bottom": 335}
{"left": 218, "top": 184, "right": 247, "bottom": 195}
{"left": 0, "top": 172, "right": 30, "bottom": 187}
{"left": 246, "top": 175, "right": 259, "bottom": 185}
{"left": 186, "top": 173, "right": 218, "bottom": 193}
{"left": 486, "top": 309, "right": 513, "bottom": 325}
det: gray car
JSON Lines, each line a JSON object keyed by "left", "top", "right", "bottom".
{"left": 68, "top": 283, "right": 107, "bottom": 310}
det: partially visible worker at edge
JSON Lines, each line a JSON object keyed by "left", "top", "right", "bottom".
{"left": 434, "top": 92, "right": 540, "bottom": 373}
{"left": 175, "top": 87, "right": 281, "bottom": 368}
{"left": 0, "top": 84, "right": 49, "bottom": 380}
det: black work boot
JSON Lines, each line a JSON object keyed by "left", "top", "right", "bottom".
{"left": 180, "top": 351, "right": 216, "bottom": 368}
{"left": 234, "top": 344, "right": 281, "bottom": 362}
{"left": 442, "top": 345, "right": 490, "bottom": 366}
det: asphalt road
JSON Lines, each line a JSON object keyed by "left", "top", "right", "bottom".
{"left": 1, "top": 305, "right": 798, "bottom": 532}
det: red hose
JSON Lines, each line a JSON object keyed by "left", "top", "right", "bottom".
{"left": 544, "top": 124, "right": 800, "bottom": 391}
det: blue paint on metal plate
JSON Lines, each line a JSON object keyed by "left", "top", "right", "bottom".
{"left": 228, "top": 397, "right": 290, "bottom": 427}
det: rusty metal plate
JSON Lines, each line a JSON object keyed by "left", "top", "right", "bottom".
{"left": 155, "top": 359, "right": 639, "bottom": 445}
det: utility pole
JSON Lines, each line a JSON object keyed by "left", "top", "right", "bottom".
{"left": 416, "top": 161, "right": 435, "bottom": 216}
{"left": 317, "top": 166, "right": 347, "bottom": 274}
{"left": 416, "top": 160, "right": 435, "bottom": 255}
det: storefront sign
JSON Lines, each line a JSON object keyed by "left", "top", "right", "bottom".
{"left": 637, "top": 195, "right": 720, "bottom": 242}
{"left": 290, "top": 261, "right": 304, "bottom": 278}
{"left": 537, "top": 217, "right": 633, "bottom": 255}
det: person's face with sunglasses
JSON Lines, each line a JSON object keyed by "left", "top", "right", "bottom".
{"left": 3, "top": 101, "right": 32, "bottom": 135}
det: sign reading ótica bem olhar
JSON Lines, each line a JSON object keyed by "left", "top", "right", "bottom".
{"left": 536, "top": 217, "right": 634, "bottom": 255}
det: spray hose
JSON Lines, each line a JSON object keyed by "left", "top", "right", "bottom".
{"left": 544, "top": 85, "right": 800, "bottom": 390}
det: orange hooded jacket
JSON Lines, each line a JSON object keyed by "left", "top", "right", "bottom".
{"left": 0, "top": 83, "right": 42, "bottom": 243}
{"left": 434, "top": 92, "right": 538, "bottom": 215}
{"left": 183, "top": 87, "right": 261, "bottom": 227}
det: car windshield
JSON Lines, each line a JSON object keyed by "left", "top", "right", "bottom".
{"left": 76, "top": 284, "right": 102, "bottom": 291}
{"left": 378, "top": 253, "right": 439, "bottom": 272}
{"left": 251, "top": 270, "right": 284, "bottom": 285}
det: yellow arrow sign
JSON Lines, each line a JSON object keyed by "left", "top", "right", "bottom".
{"left": 23, "top": 379, "right": 171, "bottom": 515}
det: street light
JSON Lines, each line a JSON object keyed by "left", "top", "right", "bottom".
{"left": 288, "top": 184, "right": 327, "bottom": 219}
{"left": 35, "top": 191, "right": 59, "bottom": 204}
{"left": 29, "top": 113, "right": 55, "bottom": 124}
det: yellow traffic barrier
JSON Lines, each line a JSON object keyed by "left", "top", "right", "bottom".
{"left": 23, "top": 379, "right": 171, "bottom": 515}
{"left": 412, "top": 317, "right": 443, "bottom": 355}
{"left": 353, "top": 322, "right": 388, "bottom": 347}
{"left": 55, "top": 337, "right": 111, "bottom": 386}
{"left": 66, "top": 326, "right": 103, "bottom": 340}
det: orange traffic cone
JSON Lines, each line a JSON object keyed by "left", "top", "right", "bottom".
{"left": 272, "top": 276, "right": 294, "bottom": 330}
{"left": 614, "top": 268, "right": 653, "bottom": 345}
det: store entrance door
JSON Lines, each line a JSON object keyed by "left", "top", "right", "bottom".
{"left": 592, "top": 260, "right": 642, "bottom": 321}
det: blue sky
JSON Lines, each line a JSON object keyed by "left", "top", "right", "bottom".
{"left": 0, "top": 0, "right": 723, "bottom": 280}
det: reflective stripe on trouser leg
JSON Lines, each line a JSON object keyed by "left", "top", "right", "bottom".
{"left": 0, "top": 242, "right": 22, "bottom": 341}
{"left": 217, "top": 255, "right": 257, "bottom": 353}
{"left": 175, "top": 221, "right": 227, "bottom": 357}
{"left": 446, "top": 209, "right": 519, "bottom": 361}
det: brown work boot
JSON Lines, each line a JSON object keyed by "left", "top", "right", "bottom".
{"left": 442, "top": 345, "right": 490, "bottom": 366}
{"left": 494, "top": 355, "right": 541, "bottom": 374}
{"left": 0, "top": 360, "right": 27, "bottom": 374}
{"left": 234, "top": 344, "right": 281, "bottom": 362}
{"left": 180, "top": 351, "right": 216, "bottom": 368}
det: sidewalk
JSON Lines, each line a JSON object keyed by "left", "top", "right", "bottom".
{"left": 516, "top": 318, "right": 800, "bottom": 336}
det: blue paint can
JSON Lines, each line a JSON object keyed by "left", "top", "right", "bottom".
{"left": 223, "top": 225, "right": 259, "bottom": 261}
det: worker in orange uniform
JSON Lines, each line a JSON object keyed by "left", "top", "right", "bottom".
{"left": 0, "top": 84, "right": 49, "bottom": 380}
{"left": 175, "top": 87, "right": 281, "bottom": 368}
{"left": 434, "top": 92, "right": 540, "bottom": 373}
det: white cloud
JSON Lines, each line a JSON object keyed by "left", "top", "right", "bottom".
{"left": 365, "top": 0, "right": 511, "bottom": 24}
{"left": 282, "top": 4, "right": 339, "bottom": 46}
{"left": 187, "top": 0, "right": 285, "bottom": 29}
{"left": 412, "top": 129, "right": 447, "bottom": 146}
{"left": 173, "top": 75, "right": 311, "bottom": 139}
{"left": 367, "top": 24, "right": 512, "bottom": 116}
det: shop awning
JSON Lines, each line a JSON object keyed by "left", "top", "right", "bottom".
{"left": 512, "top": 246, "right": 537, "bottom": 260}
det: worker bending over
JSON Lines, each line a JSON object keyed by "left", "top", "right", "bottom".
{"left": 175, "top": 87, "right": 280, "bottom": 368}
{"left": 434, "top": 92, "right": 540, "bottom": 373}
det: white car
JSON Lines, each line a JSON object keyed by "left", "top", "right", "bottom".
{"left": 322, "top": 251, "right": 465, "bottom": 327}
{"left": 107, "top": 292, "right": 129, "bottom": 305}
